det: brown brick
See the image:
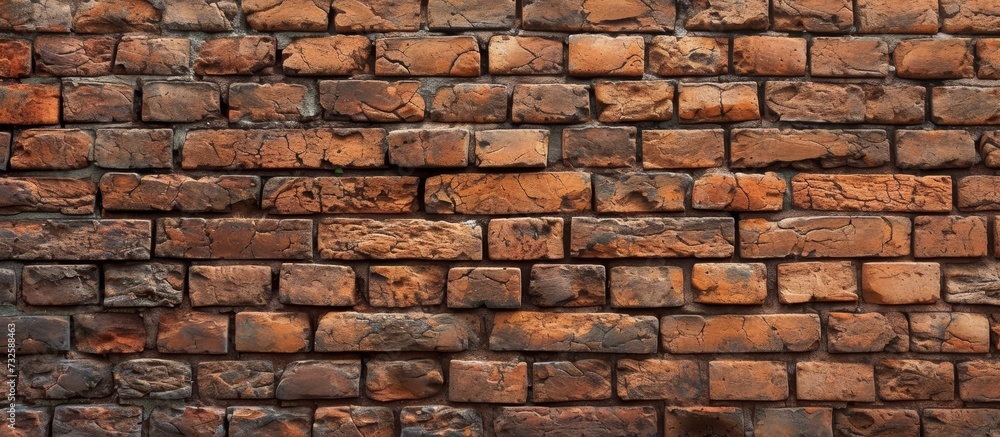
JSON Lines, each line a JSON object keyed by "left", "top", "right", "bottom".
{"left": 52, "top": 405, "right": 141, "bottom": 437}
{"left": 495, "top": 407, "right": 656, "bottom": 437}
{"left": 978, "top": 39, "right": 1000, "bottom": 79}
{"left": 619, "top": 359, "right": 703, "bottom": 402}
{"left": 765, "top": 81, "right": 865, "bottom": 123}
{"left": 945, "top": 262, "right": 1000, "bottom": 305}
{"left": 491, "top": 311, "right": 657, "bottom": 353}
{"left": 756, "top": 408, "right": 833, "bottom": 437}
{"left": 35, "top": 36, "right": 113, "bottom": 76}
{"left": 562, "top": 126, "right": 636, "bottom": 167}
{"left": 194, "top": 36, "right": 275, "bottom": 75}
{"left": 791, "top": 174, "right": 951, "bottom": 212}
{"left": 661, "top": 314, "right": 821, "bottom": 353}
{"left": 896, "top": 130, "right": 977, "bottom": 169}
{"left": 488, "top": 36, "right": 563, "bottom": 75}
{"left": 677, "top": 82, "right": 759, "bottom": 123}
{"left": 427, "top": 173, "right": 590, "bottom": 215}
{"left": 685, "top": 0, "right": 768, "bottom": 30}
{"left": 773, "top": 0, "right": 852, "bottom": 32}
{"left": 914, "top": 215, "right": 988, "bottom": 258}
{"left": 142, "top": 81, "right": 220, "bottom": 123}
{"left": 522, "top": 0, "right": 674, "bottom": 32}
{"left": 163, "top": 0, "right": 237, "bottom": 31}
{"left": 984, "top": 131, "right": 1000, "bottom": 167}
{"left": 0, "top": 38, "right": 30, "bottom": 77}
{"left": 366, "top": 360, "right": 443, "bottom": 401}
{"left": 511, "top": 84, "right": 590, "bottom": 124}
{"left": 333, "top": 0, "right": 420, "bottom": 31}
{"left": 72, "top": 0, "right": 160, "bottom": 33}
{"left": 642, "top": 129, "right": 724, "bottom": 169}
{"left": 314, "top": 407, "right": 394, "bottom": 437}
{"left": 0, "top": 84, "right": 60, "bottom": 125}
{"left": 7, "top": 408, "right": 52, "bottom": 437}
{"left": 0, "top": 316, "right": 69, "bottom": 354}
{"left": 100, "top": 173, "right": 258, "bottom": 212}
{"left": 692, "top": 263, "right": 767, "bottom": 305}
{"left": 430, "top": 84, "right": 506, "bottom": 123}
{"left": 0, "top": 268, "right": 14, "bottom": 305}
{"left": 276, "top": 360, "right": 359, "bottom": 400}
{"left": 72, "top": 313, "right": 146, "bottom": 354}
{"left": 197, "top": 361, "right": 273, "bottom": 399}
{"left": 388, "top": 129, "right": 470, "bottom": 168}
{"left": 316, "top": 312, "right": 480, "bottom": 352}
{"left": 0, "top": 133, "right": 8, "bottom": 171}
{"left": 529, "top": 264, "right": 605, "bottom": 307}
{"left": 263, "top": 176, "right": 417, "bottom": 214}
{"left": 427, "top": 0, "right": 513, "bottom": 29}
{"left": 235, "top": 312, "right": 311, "bottom": 353}
{"left": 401, "top": 406, "right": 482, "bottom": 436}
{"left": 368, "top": 265, "right": 446, "bottom": 307}
{"left": 115, "top": 359, "right": 192, "bottom": 399}
{"left": 183, "top": 128, "right": 386, "bottom": 170}
{"left": 733, "top": 36, "right": 806, "bottom": 76}
{"left": 157, "top": 311, "right": 229, "bottom": 354}
{"left": 827, "top": 312, "right": 909, "bottom": 353}
{"left": 595, "top": 80, "right": 673, "bottom": 122}
{"left": 857, "top": 0, "right": 939, "bottom": 33}
{"left": 319, "top": 80, "right": 424, "bottom": 122}
{"left": 105, "top": 268, "right": 183, "bottom": 312}
{"left": 475, "top": 129, "right": 548, "bottom": 167}
{"left": 319, "top": 219, "right": 482, "bottom": 260}
{"left": 924, "top": 409, "right": 1000, "bottom": 436}
{"left": 0, "top": 220, "right": 151, "bottom": 261}
{"left": 0, "top": 178, "right": 95, "bottom": 215}
{"left": 20, "top": 358, "right": 113, "bottom": 399}
{"left": 910, "top": 312, "right": 990, "bottom": 353}
{"left": 375, "top": 36, "right": 480, "bottom": 77}
{"left": 932, "top": 86, "right": 1000, "bottom": 125}
{"left": 595, "top": 173, "right": 689, "bottom": 213}
{"left": 740, "top": 216, "right": 911, "bottom": 258}
{"left": 797, "top": 362, "right": 875, "bottom": 402}
{"left": 862, "top": 262, "right": 940, "bottom": 304}
{"left": 449, "top": 360, "right": 527, "bottom": 404}
{"left": 960, "top": 361, "right": 1000, "bottom": 401}
{"left": 863, "top": 84, "right": 926, "bottom": 124}
{"left": 447, "top": 267, "right": 521, "bottom": 309}
{"left": 665, "top": 407, "right": 745, "bottom": 437}
{"left": 709, "top": 361, "right": 787, "bottom": 401}
{"left": 895, "top": 38, "right": 973, "bottom": 79}
{"left": 834, "top": 409, "right": 920, "bottom": 437}
{"left": 692, "top": 171, "right": 786, "bottom": 211}
{"left": 22, "top": 265, "right": 99, "bottom": 306}
{"left": 943, "top": 0, "right": 1000, "bottom": 33}
{"left": 11, "top": 129, "right": 90, "bottom": 170}
{"left": 533, "top": 360, "right": 611, "bottom": 403}
{"left": 227, "top": 407, "right": 312, "bottom": 436}
{"left": 94, "top": 129, "right": 172, "bottom": 169}
{"left": 188, "top": 265, "right": 271, "bottom": 306}
{"left": 114, "top": 36, "right": 190, "bottom": 75}
{"left": 62, "top": 82, "right": 133, "bottom": 123}
{"left": 149, "top": 407, "right": 225, "bottom": 437}
{"left": 572, "top": 217, "right": 735, "bottom": 258}
{"left": 648, "top": 36, "right": 728, "bottom": 76}
{"left": 281, "top": 36, "right": 370, "bottom": 76}
{"left": 811, "top": 37, "right": 889, "bottom": 77}
{"left": 228, "top": 83, "right": 309, "bottom": 122}
{"left": 243, "top": 0, "right": 328, "bottom": 30}
{"left": 730, "top": 128, "right": 890, "bottom": 169}
{"left": 609, "top": 266, "right": 684, "bottom": 308}
{"left": 156, "top": 218, "right": 312, "bottom": 259}
{"left": 488, "top": 217, "right": 564, "bottom": 260}
{"left": 279, "top": 264, "right": 356, "bottom": 307}
{"left": 567, "top": 34, "right": 643, "bottom": 77}
{"left": 877, "top": 360, "right": 954, "bottom": 401}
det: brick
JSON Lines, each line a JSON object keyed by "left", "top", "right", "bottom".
{"left": 228, "top": 83, "right": 309, "bottom": 122}
{"left": 685, "top": 0, "right": 768, "bottom": 30}
{"left": 665, "top": 407, "right": 745, "bottom": 437}
{"left": 943, "top": 0, "right": 1000, "bottom": 33}
{"left": 183, "top": 128, "right": 386, "bottom": 170}
{"left": 811, "top": 37, "right": 889, "bottom": 77}
{"left": 449, "top": 360, "right": 527, "bottom": 404}
{"left": 528, "top": 264, "right": 605, "bottom": 307}
{"left": 279, "top": 264, "right": 356, "bottom": 306}
{"left": 733, "top": 36, "right": 806, "bottom": 76}
{"left": 877, "top": 360, "right": 954, "bottom": 401}
{"left": 0, "top": 84, "right": 60, "bottom": 125}
{"left": 7, "top": 408, "right": 52, "bottom": 437}
{"left": 100, "top": 173, "right": 259, "bottom": 212}
{"left": 495, "top": 407, "right": 657, "bottom": 437}
{"left": 661, "top": 314, "right": 821, "bottom": 353}
{"left": 862, "top": 262, "right": 940, "bottom": 304}
{"left": 188, "top": 265, "right": 271, "bottom": 306}
{"left": 896, "top": 130, "right": 977, "bottom": 169}
{"left": 34, "top": 36, "right": 113, "bottom": 76}
{"left": 163, "top": 0, "right": 238, "bottom": 31}
{"left": 932, "top": 86, "right": 1000, "bottom": 125}
{"left": 72, "top": 0, "right": 160, "bottom": 33}
{"left": 316, "top": 312, "right": 480, "bottom": 352}
{"left": 101, "top": 263, "right": 183, "bottom": 307}
{"left": 619, "top": 359, "right": 704, "bottom": 402}
{"left": 791, "top": 174, "right": 951, "bottom": 212}
{"left": 0, "top": 0, "right": 72, "bottom": 32}
{"left": 731, "top": 128, "right": 890, "bottom": 169}
{"left": 428, "top": 0, "right": 514, "bottom": 29}
{"left": 319, "top": 219, "right": 482, "bottom": 260}
{"left": 834, "top": 410, "right": 920, "bottom": 437}
{"left": 491, "top": 311, "right": 657, "bottom": 353}
{"left": 227, "top": 407, "right": 312, "bottom": 437}
{"left": 149, "top": 407, "right": 225, "bottom": 437}
{"left": 333, "top": 0, "right": 420, "bottom": 31}
{"left": 511, "top": 84, "right": 590, "bottom": 124}
{"left": 447, "top": 267, "right": 521, "bottom": 309}
{"left": 692, "top": 263, "right": 767, "bottom": 305}
{"left": 567, "top": 34, "right": 643, "bottom": 77}
{"left": 366, "top": 359, "right": 443, "bottom": 401}
{"left": 0, "top": 316, "right": 70, "bottom": 354}
{"left": 533, "top": 360, "right": 611, "bottom": 402}
{"left": 924, "top": 409, "right": 1000, "bottom": 436}
{"left": 960, "top": 361, "right": 1000, "bottom": 401}
{"left": 0, "top": 220, "right": 151, "bottom": 261}
{"left": 142, "top": 81, "right": 220, "bottom": 123}
{"left": 945, "top": 262, "right": 1000, "bottom": 305}
{"left": 562, "top": 126, "right": 636, "bottom": 167}
{"left": 426, "top": 173, "right": 591, "bottom": 215}
{"left": 677, "top": 82, "right": 759, "bottom": 123}
{"left": 115, "top": 359, "right": 192, "bottom": 399}
{"left": 72, "top": 313, "right": 145, "bottom": 353}
{"left": 595, "top": 173, "right": 688, "bottom": 213}
{"left": 0, "top": 39, "right": 31, "bottom": 77}
{"left": 755, "top": 408, "right": 833, "bottom": 437}
{"left": 281, "top": 36, "right": 370, "bottom": 76}
{"left": 571, "top": 217, "right": 735, "bottom": 258}
{"left": 797, "top": 362, "right": 875, "bottom": 402}
{"left": 276, "top": 360, "right": 359, "bottom": 400}
{"left": 19, "top": 358, "right": 113, "bottom": 399}
{"left": 156, "top": 218, "right": 312, "bottom": 259}
{"left": 430, "top": 84, "right": 507, "bottom": 123}
{"left": 263, "top": 177, "right": 417, "bottom": 215}
{"left": 488, "top": 217, "right": 565, "bottom": 260}
{"left": 0, "top": 178, "right": 95, "bottom": 215}
{"left": 914, "top": 215, "right": 988, "bottom": 258}
{"left": 709, "top": 360, "right": 787, "bottom": 401}
{"left": 401, "top": 407, "right": 482, "bottom": 437}
{"left": 910, "top": 312, "right": 990, "bottom": 353}
{"left": 488, "top": 36, "right": 563, "bottom": 75}
{"left": 0, "top": 133, "right": 8, "bottom": 171}
{"left": 368, "top": 265, "right": 446, "bottom": 307}
{"left": 52, "top": 405, "right": 141, "bottom": 437}
{"left": 314, "top": 407, "right": 394, "bottom": 437}
{"left": 857, "top": 0, "right": 939, "bottom": 33}
{"left": 243, "top": 0, "right": 328, "bottom": 30}
{"left": 692, "top": 172, "right": 785, "bottom": 211}
{"left": 375, "top": 36, "right": 480, "bottom": 77}
{"left": 740, "top": 216, "right": 911, "bottom": 258}
{"left": 648, "top": 36, "right": 728, "bottom": 76}
{"left": 22, "top": 265, "right": 99, "bottom": 306}
{"left": 642, "top": 129, "right": 725, "bottom": 169}
{"left": 862, "top": 85, "right": 926, "bottom": 124}
{"left": 197, "top": 361, "right": 274, "bottom": 399}
{"left": 10, "top": 129, "right": 91, "bottom": 170}
{"left": 114, "top": 36, "right": 190, "bottom": 75}
{"left": 94, "top": 129, "right": 173, "bottom": 169}
{"left": 475, "top": 129, "right": 548, "bottom": 167}
{"left": 387, "top": 129, "right": 470, "bottom": 168}
{"left": 522, "top": 0, "right": 675, "bottom": 32}
{"left": 194, "top": 36, "right": 274, "bottom": 75}
{"left": 765, "top": 81, "right": 865, "bottom": 123}
{"left": 0, "top": 269, "right": 13, "bottom": 305}
{"left": 984, "top": 132, "right": 1000, "bottom": 166}
{"left": 319, "top": 80, "right": 424, "bottom": 122}
{"left": 978, "top": 39, "right": 1000, "bottom": 79}
{"left": 595, "top": 80, "right": 673, "bottom": 122}
{"left": 157, "top": 311, "right": 229, "bottom": 354}
{"left": 62, "top": 82, "right": 133, "bottom": 123}
{"left": 609, "top": 266, "right": 684, "bottom": 308}
{"left": 773, "top": 0, "right": 852, "bottom": 32}
{"left": 895, "top": 38, "right": 973, "bottom": 79}
{"left": 827, "top": 312, "right": 909, "bottom": 353}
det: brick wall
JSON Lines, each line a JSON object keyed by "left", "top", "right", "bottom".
{"left": 2, "top": 0, "right": 1000, "bottom": 435}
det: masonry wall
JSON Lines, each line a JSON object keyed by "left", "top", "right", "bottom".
{"left": 3, "top": 0, "right": 1000, "bottom": 435}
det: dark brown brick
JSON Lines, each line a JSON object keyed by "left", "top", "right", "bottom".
{"left": 157, "top": 311, "right": 229, "bottom": 354}
{"left": 314, "top": 407, "right": 394, "bottom": 437}
{"left": 529, "top": 264, "right": 605, "bottom": 307}
{"left": 20, "top": 358, "right": 113, "bottom": 399}
{"left": 773, "top": 0, "right": 852, "bottom": 32}
{"left": 366, "top": 359, "right": 443, "bottom": 401}
{"left": 401, "top": 406, "right": 482, "bottom": 437}
{"left": 22, "top": 265, "right": 99, "bottom": 306}
{"left": 388, "top": 128, "right": 470, "bottom": 168}
{"left": 263, "top": 177, "right": 417, "bottom": 215}
{"left": 62, "top": 82, "right": 133, "bottom": 123}
{"left": 495, "top": 407, "right": 657, "bottom": 437}
{"left": 685, "top": 0, "right": 768, "bottom": 30}
{"left": 0, "top": 315, "right": 70, "bottom": 354}
{"left": 430, "top": 84, "right": 507, "bottom": 123}
{"left": 149, "top": 407, "right": 226, "bottom": 437}
{"left": 276, "top": 360, "right": 359, "bottom": 400}
{"left": 731, "top": 128, "right": 890, "bottom": 169}
{"left": 512, "top": 84, "right": 590, "bottom": 124}
{"left": 911, "top": 312, "right": 990, "bottom": 353}
{"left": 228, "top": 83, "right": 310, "bottom": 122}
{"left": 754, "top": 408, "right": 833, "bottom": 437}
{"left": 665, "top": 407, "right": 745, "bottom": 437}
{"left": 198, "top": 361, "right": 274, "bottom": 399}
{"left": 834, "top": 409, "right": 920, "bottom": 437}
{"left": 114, "top": 359, "right": 192, "bottom": 399}
{"left": 52, "top": 405, "right": 141, "bottom": 437}
{"left": 227, "top": 407, "right": 312, "bottom": 436}
{"left": 447, "top": 267, "right": 521, "bottom": 309}
{"left": 282, "top": 35, "right": 370, "bottom": 76}
{"left": 0, "top": 220, "right": 151, "bottom": 261}
{"left": 449, "top": 360, "right": 528, "bottom": 404}
{"left": 595, "top": 173, "right": 689, "bottom": 212}
{"left": 827, "top": 312, "right": 909, "bottom": 353}
{"left": 562, "top": 126, "right": 636, "bottom": 167}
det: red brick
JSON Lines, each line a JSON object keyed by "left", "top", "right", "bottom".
{"left": 932, "top": 86, "right": 1000, "bottom": 125}
{"left": 114, "top": 359, "right": 192, "bottom": 399}
{"left": 366, "top": 360, "right": 443, "bottom": 401}
{"left": 0, "top": 0, "right": 73, "bottom": 32}
{"left": 685, "top": 0, "right": 768, "bottom": 30}
{"left": 188, "top": 265, "right": 272, "bottom": 306}
{"left": 755, "top": 408, "right": 833, "bottom": 437}
{"left": 426, "top": 173, "right": 591, "bottom": 214}
{"left": 862, "top": 262, "right": 941, "bottom": 304}
{"left": 388, "top": 129, "right": 470, "bottom": 168}
{"left": 183, "top": 128, "right": 386, "bottom": 170}
{"left": 740, "top": 216, "right": 911, "bottom": 258}
{"left": 877, "top": 360, "right": 954, "bottom": 401}
{"left": 661, "top": 314, "right": 821, "bottom": 353}
{"left": 491, "top": 311, "right": 657, "bottom": 353}
{"left": 101, "top": 173, "right": 258, "bottom": 212}
{"left": 194, "top": 36, "right": 275, "bottom": 75}
{"left": 488, "top": 36, "right": 563, "bottom": 75}
{"left": 10, "top": 129, "right": 91, "bottom": 170}
{"left": 62, "top": 82, "right": 133, "bottom": 123}
{"left": 368, "top": 265, "right": 446, "bottom": 307}
{"left": 642, "top": 129, "right": 725, "bottom": 169}
{"left": 568, "top": 34, "right": 643, "bottom": 77}
{"left": 609, "top": 266, "right": 684, "bottom": 308}
{"left": 709, "top": 360, "right": 787, "bottom": 401}
{"left": 0, "top": 178, "right": 95, "bottom": 215}
{"left": 375, "top": 36, "right": 480, "bottom": 77}
{"left": 448, "top": 360, "right": 527, "bottom": 404}
{"left": 571, "top": 217, "right": 735, "bottom": 258}
{"left": 22, "top": 264, "right": 99, "bottom": 306}
{"left": 0, "top": 38, "right": 30, "bottom": 77}
{"left": 279, "top": 264, "right": 356, "bottom": 307}
{"left": 533, "top": 360, "right": 611, "bottom": 403}
{"left": 333, "top": 0, "right": 420, "bottom": 32}
{"left": 692, "top": 172, "right": 786, "bottom": 211}
{"left": 242, "top": 0, "right": 329, "bottom": 31}
{"left": 142, "top": 81, "right": 220, "bottom": 123}
{"left": 316, "top": 312, "right": 480, "bottom": 352}
{"left": 943, "top": 0, "right": 1000, "bottom": 33}
{"left": 910, "top": 312, "right": 990, "bottom": 353}
{"left": 773, "top": 0, "right": 852, "bottom": 32}
{"left": 914, "top": 215, "right": 988, "bottom": 258}
{"left": 447, "top": 267, "right": 521, "bottom": 309}
{"left": 228, "top": 83, "right": 309, "bottom": 122}
{"left": 488, "top": 217, "right": 565, "bottom": 260}
{"left": 648, "top": 36, "right": 728, "bottom": 76}
{"left": 797, "top": 362, "right": 875, "bottom": 402}
{"left": 791, "top": 174, "right": 952, "bottom": 212}
{"left": 677, "top": 82, "right": 759, "bottom": 123}
{"left": 319, "top": 80, "right": 424, "bottom": 122}
{"left": 895, "top": 130, "right": 977, "bottom": 169}
{"left": 595, "top": 173, "right": 689, "bottom": 212}
{"left": 811, "top": 37, "right": 889, "bottom": 77}
{"left": 595, "top": 80, "right": 673, "bottom": 122}
{"left": 0, "top": 220, "right": 151, "bottom": 261}
{"left": 0, "top": 84, "right": 60, "bottom": 125}
{"left": 978, "top": 39, "right": 1000, "bottom": 79}
{"left": 691, "top": 263, "right": 767, "bottom": 305}
{"left": 512, "top": 84, "right": 590, "bottom": 124}
{"left": 114, "top": 36, "right": 191, "bottom": 75}
{"left": 157, "top": 312, "right": 229, "bottom": 354}
{"left": 863, "top": 84, "right": 926, "bottom": 124}
{"left": 959, "top": 361, "right": 1000, "bottom": 401}
{"left": 733, "top": 36, "right": 806, "bottom": 76}
{"left": 155, "top": 218, "right": 312, "bottom": 259}
{"left": 281, "top": 35, "right": 370, "bottom": 76}
{"left": 262, "top": 176, "right": 418, "bottom": 214}
{"left": 94, "top": 129, "right": 172, "bottom": 169}
{"left": 765, "top": 81, "right": 865, "bottom": 123}
{"left": 475, "top": 129, "right": 548, "bottom": 167}
{"left": 529, "top": 264, "right": 605, "bottom": 307}
{"left": 72, "top": 0, "right": 160, "bottom": 33}
{"left": 318, "top": 219, "right": 482, "bottom": 260}
{"left": 428, "top": 0, "right": 514, "bottom": 29}
{"left": 731, "top": 128, "right": 890, "bottom": 169}
{"left": 72, "top": 313, "right": 146, "bottom": 353}
{"left": 162, "top": 0, "right": 238, "bottom": 31}
{"left": 857, "top": 0, "right": 939, "bottom": 33}
{"left": 827, "top": 312, "right": 909, "bottom": 353}
{"left": 894, "top": 38, "right": 973, "bottom": 79}
{"left": 619, "top": 359, "right": 704, "bottom": 402}
{"left": 430, "top": 84, "right": 507, "bottom": 123}
{"left": 235, "top": 312, "right": 311, "bottom": 353}
{"left": 34, "top": 36, "right": 113, "bottom": 76}
{"left": 522, "top": 0, "right": 675, "bottom": 32}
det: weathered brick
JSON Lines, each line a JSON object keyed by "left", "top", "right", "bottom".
{"left": 568, "top": 34, "right": 643, "bottom": 77}
{"left": 22, "top": 264, "right": 99, "bottom": 306}
{"left": 834, "top": 409, "right": 920, "bottom": 437}
{"left": 942, "top": 0, "right": 1000, "bottom": 33}
{"left": 163, "top": 0, "right": 237, "bottom": 31}
{"left": 198, "top": 361, "right": 274, "bottom": 399}
{"left": 791, "top": 174, "right": 951, "bottom": 212}
{"left": 945, "top": 262, "right": 1000, "bottom": 305}
{"left": 677, "top": 82, "right": 759, "bottom": 123}
{"left": 447, "top": 267, "right": 521, "bottom": 309}
{"left": 863, "top": 85, "right": 926, "bottom": 124}
{"left": 314, "top": 407, "right": 395, "bottom": 437}
{"left": 0, "top": 268, "right": 13, "bottom": 305}
{"left": 276, "top": 360, "right": 359, "bottom": 400}
{"left": 149, "top": 407, "right": 225, "bottom": 437}
{"left": 430, "top": 84, "right": 506, "bottom": 123}
{"left": 571, "top": 217, "right": 735, "bottom": 258}
{"left": 428, "top": 0, "right": 514, "bottom": 29}
{"left": 366, "top": 359, "right": 443, "bottom": 401}
{"left": 0, "top": 133, "right": 9, "bottom": 171}
{"left": 755, "top": 408, "right": 833, "bottom": 437}
{"left": 52, "top": 405, "right": 141, "bottom": 437}
{"left": 797, "top": 362, "right": 875, "bottom": 402}
{"left": 983, "top": 131, "right": 1000, "bottom": 167}
{"left": 142, "top": 81, "right": 220, "bottom": 123}
{"left": 319, "top": 80, "right": 424, "bottom": 122}
{"left": 7, "top": 408, "right": 52, "bottom": 437}
{"left": 332, "top": 0, "right": 420, "bottom": 32}
{"left": 315, "top": 312, "right": 480, "bottom": 352}
{"left": 10, "top": 129, "right": 91, "bottom": 170}
{"left": 924, "top": 409, "right": 1000, "bottom": 436}
{"left": 157, "top": 311, "right": 229, "bottom": 354}
{"left": 562, "top": 126, "right": 636, "bottom": 167}
{"left": 692, "top": 172, "right": 786, "bottom": 211}
{"left": 375, "top": 37, "right": 480, "bottom": 77}
{"left": 263, "top": 177, "right": 417, "bottom": 215}
{"left": 877, "top": 360, "right": 954, "bottom": 401}
{"left": 227, "top": 407, "right": 312, "bottom": 436}
{"left": 857, "top": 0, "right": 939, "bottom": 33}
{"left": 156, "top": 218, "right": 312, "bottom": 259}
{"left": 730, "top": 128, "right": 890, "bottom": 169}
{"left": 827, "top": 312, "right": 909, "bottom": 353}
{"left": 401, "top": 407, "right": 482, "bottom": 437}
{"left": 978, "top": 39, "right": 1000, "bottom": 79}
{"left": 709, "top": 360, "right": 787, "bottom": 401}
{"left": 0, "top": 38, "right": 31, "bottom": 77}
{"left": 896, "top": 130, "right": 977, "bottom": 169}
{"left": 101, "top": 173, "right": 259, "bottom": 212}
{"left": 511, "top": 84, "right": 590, "bottom": 124}
{"left": 910, "top": 312, "right": 990, "bottom": 353}
{"left": 491, "top": 311, "right": 657, "bottom": 353}
{"left": 475, "top": 129, "right": 548, "bottom": 167}
{"left": 914, "top": 215, "right": 988, "bottom": 258}
{"left": 932, "top": 86, "right": 1000, "bottom": 125}
{"left": 648, "top": 36, "right": 728, "bottom": 76}
{"left": 72, "top": 0, "right": 160, "bottom": 33}
{"left": 895, "top": 38, "right": 973, "bottom": 79}
{"left": 959, "top": 361, "right": 1000, "bottom": 401}
{"left": 595, "top": 80, "right": 673, "bottom": 122}
{"left": 72, "top": 313, "right": 146, "bottom": 353}
{"left": 243, "top": 0, "right": 328, "bottom": 30}
{"left": 114, "top": 35, "right": 190, "bottom": 75}
{"left": 62, "top": 82, "right": 133, "bottom": 123}
{"left": 692, "top": 263, "right": 767, "bottom": 305}
{"left": 368, "top": 265, "right": 446, "bottom": 307}
{"left": 228, "top": 83, "right": 309, "bottom": 122}
{"left": 115, "top": 359, "right": 192, "bottom": 399}
{"left": 188, "top": 265, "right": 271, "bottom": 306}
{"left": 20, "top": 358, "right": 113, "bottom": 399}
{"left": 94, "top": 129, "right": 173, "bottom": 169}
{"left": 488, "top": 36, "right": 563, "bottom": 75}
{"left": 740, "top": 216, "right": 911, "bottom": 258}
{"left": 0, "top": 315, "right": 70, "bottom": 354}
{"left": 35, "top": 36, "right": 113, "bottom": 76}
{"left": 685, "top": 0, "right": 768, "bottom": 30}
{"left": 319, "top": 219, "right": 482, "bottom": 260}
{"left": 522, "top": 0, "right": 675, "bottom": 32}
{"left": 488, "top": 217, "right": 564, "bottom": 260}
{"left": 665, "top": 407, "right": 745, "bottom": 437}
{"left": 595, "top": 173, "right": 688, "bottom": 212}
{"left": 609, "top": 266, "right": 684, "bottom": 308}
{"left": 533, "top": 360, "right": 611, "bottom": 402}
{"left": 773, "top": 0, "right": 852, "bottom": 32}
{"left": 765, "top": 81, "right": 865, "bottom": 123}
{"left": 281, "top": 36, "right": 370, "bottom": 76}
{"left": 388, "top": 129, "right": 469, "bottom": 168}
{"left": 619, "top": 359, "right": 704, "bottom": 402}
{"left": 862, "top": 262, "right": 940, "bottom": 304}
{"left": 426, "top": 173, "right": 590, "bottom": 215}
{"left": 0, "top": 0, "right": 73, "bottom": 32}
{"left": 0, "top": 178, "right": 95, "bottom": 215}
{"left": 811, "top": 37, "right": 889, "bottom": 77}
{"left": 0, "top": 84, "right": 60, "bottom": 125}
{"left": 279, "top": 264, "right": 356, "bottom": 306}
{"left": 733, "top": 36, "right": 806, "bottom": 76}
{"left": 183, "top": 128, "right": 386, "bottom": 169}
{"left": 661, "top": 314, "right": 821, "bottom": 353}
{"left": 0, "top": 220, "right": 151, "bottom": 261}
{"left": 495, "top": 407, "right": 657, "bottom": 437}
{"left": 194, "top": 36, "right": 275, "bottom": 75}
{"left": 449, "top": 360, "right": 527, "bottom": 404}
{"left": 642, "top": 129, "right": 725, "bottom": 169}
{"left": 528, "top": 264, "right": 605, "bottom": 307}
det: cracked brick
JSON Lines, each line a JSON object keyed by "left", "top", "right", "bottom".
{"left": 570, "top": 217, "right": 735, "bottom": 258}
{"left": 426, "top": 173, "right": 591, "bottom": 215}
{"left": 731, "top": 129, "right": 890, "bottom": 169}
{"left": 661, "top": 314, "right": 821, "bottom": 353}
{"left": 315, "top": 312, "right": 480, "bottom": 352}
{"left": 319, "top": 218, "right": 483, "bottom": 260}
{"left": 375, "top": 36, "right": 480, "bottom": 77}
{"left": 183, "top": 128, "right": 386, "bottom": 169}
{"left": 156, "top": 218, "right": 312, "bottom": 259}
{"left": 490, "top": 311, "right": 658, "bottom": 353}
{"left": 101, "top": 173, "right": 260, "bottom": 212}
